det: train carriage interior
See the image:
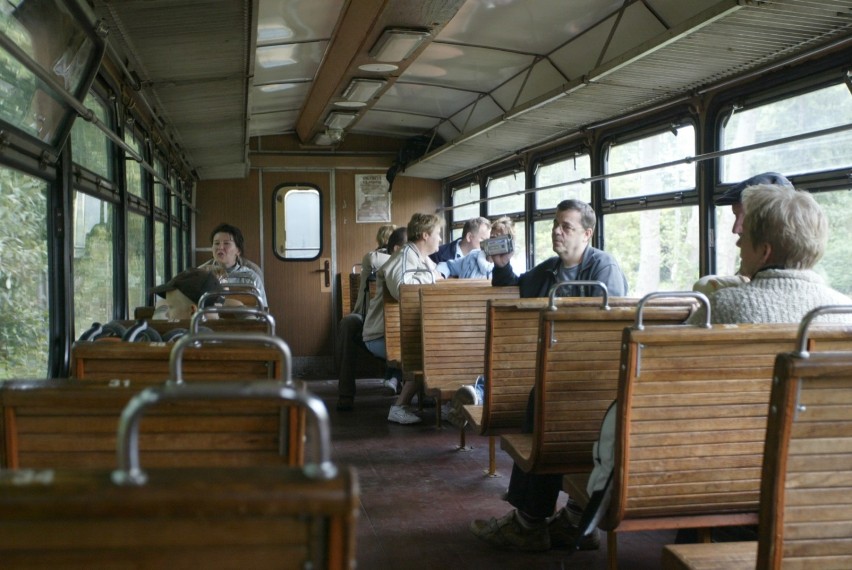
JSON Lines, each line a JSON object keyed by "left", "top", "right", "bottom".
{"left": 2, "top": 0, "right": 852, "bottom": 568}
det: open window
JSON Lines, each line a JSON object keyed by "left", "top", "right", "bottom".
{"left": 273, "top": 183, "right": 322, "bottom": 260}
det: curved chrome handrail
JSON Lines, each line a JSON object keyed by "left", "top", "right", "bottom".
{"left": 190, "top": 306, "right": 275, "bottom": 334}
{"left": 794, "top": 304, "right": 852, "bottom": 357}
{"left": 546, "top": 280, "right": 609, "bottom": 311}
{"left": 111, "top": 381, "right": 335, "bottom": 486}
{"left": 169, "top": 332, "right": 292, "bottom": 384}
{"left": 635, "top": 291, "right": 709, "bottom": 330}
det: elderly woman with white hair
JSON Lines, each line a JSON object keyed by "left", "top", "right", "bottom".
{"left": 689, "top": 183, "right": 852, "bottom": 324}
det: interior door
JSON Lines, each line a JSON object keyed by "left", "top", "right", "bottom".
{"left": 262, "top": 170, "right": 333, "bottom": 362}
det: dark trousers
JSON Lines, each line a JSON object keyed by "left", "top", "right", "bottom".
{"left": 506, "top": 388, "right": 563, "bottom": 519}
{"left": 336, "top": 314, "right": 366, "bottom": 399}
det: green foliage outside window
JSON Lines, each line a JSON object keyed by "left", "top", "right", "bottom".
{"left": 72, "top": 192, "right": 114, "bottom": 339}
{"left": 0, "top": 167, "right": 49, "bottom": 378}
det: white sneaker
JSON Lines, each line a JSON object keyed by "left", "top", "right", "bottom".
{"left": 383, "top": 377, "right": 400, "bottom": 395}
{"left": 388, "top": 405, "right": 421, "bottom": 425}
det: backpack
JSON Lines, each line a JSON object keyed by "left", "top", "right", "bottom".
{"left": 574, "top": 399, "right": 617, "bottom": 548}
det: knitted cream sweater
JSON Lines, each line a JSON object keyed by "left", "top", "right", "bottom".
{"left": 688, "top": 268, "right": 852, "bottom": 325}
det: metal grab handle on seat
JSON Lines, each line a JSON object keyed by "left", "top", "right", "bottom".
{"left": 547, "top": 280, "right": 609, "bottom": 311}
{"left": 794, "top": 304, "right": 852, "bottom": 357}
{"left": 351, "top": 264, "right": 361, "bottom": 274}
{"left": 190, "top": 305, "right": 276, "bottom": 334}
{"left": 198, "top": 289, "right": 266, "bottom": 311}
{"left": 111, "top": 381, "right": 335, "bottom": 486}
{"left": 169, "top": 332, "right": 292, "bottom": 385}
{"left": 635, "top": 291, "right": 709, "bottom": 330}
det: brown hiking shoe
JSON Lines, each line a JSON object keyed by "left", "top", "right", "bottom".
{"left": 470, "top": 510, "right": 550, "bottom": 552}
{"left": 548, "top": 507, "right": 601, "bottom": 550}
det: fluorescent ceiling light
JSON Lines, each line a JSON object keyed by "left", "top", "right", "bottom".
{"left": 369, "top": 28, "right": 431, "bottom": 63}
{"left": 359, "top": 63, "right": 399, "bottom": 73}
{"left": 343, "top": 78, "right": 386, "bottom": 103}
{"left": 324, "top": 112, "right": 358, "bottom": 130}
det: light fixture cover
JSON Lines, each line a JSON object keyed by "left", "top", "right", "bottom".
{"left": 343, "top": 78, "right": 386, "bottom": 103}
{"left": 324, "top": 112, "right": 358, "bottom": 130}
{"left": 369, "top": 28, "right": 431, "bottom": 63}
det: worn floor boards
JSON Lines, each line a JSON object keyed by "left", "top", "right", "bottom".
{"left": 303, "top": 377, "right": 674, "bottom": 569}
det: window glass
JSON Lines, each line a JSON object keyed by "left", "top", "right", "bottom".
{"left": 154, "top": 219, "right": 166, "bottom": 284}
{"left": 451, "top": 183, "right": 480, "bottom": 221}
{"left": 536, "top": 154, "right": 591, "bottom": 209}
{"left": 809, "top": 191, "right": 852, "bottom": 295}
{"left": 604, "top": 206, "right": 700, "bottom": 297}
{"left": 172, "top": 224, "right": 180, "bottom": 275}
{"left": 0, "top": 166, "right": 49, "bottom": 378}
{"left": 714, "top": 204, "right": 740, "bottom": 277}
{"left": 607, "top": 126, "right": 696, "bottom": 199}
{"left": 124, "top": 130, "right": 145, "bottom": 199}
{"left": 508, "top": 220, "right": 527, "bottom": 276}
{"left": 721, "top": 84, "right": 852, "bottom": 182}
{"left": 274, "top": 185, "right": 321, "bottom": 259}
{"left": 487, "top": 172, "right": 524, "bottom": 215}
{"left": 127, "top": 211, "right": 147, "bottom": 309}
{"left": 72, "top": 191, "right": 113, "bottom": 339}
{"left": 154, "top": 157, "right": 167, "bottom": 210}
{"left": 0, "top": 1, "right": 97, "bottom": 146}
{"left": 70, "top": 93, "right": 112, "bottom": 179}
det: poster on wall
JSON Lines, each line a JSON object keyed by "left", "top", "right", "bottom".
{"left": 355, "top": 173, "right": 391, "bottom": 223}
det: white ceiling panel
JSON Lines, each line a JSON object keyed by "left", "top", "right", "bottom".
{"left": 375, "top": 84, "right": 480, "bottom": 119}
{"left": 403, "top": 43, "right": 534, "bottom": 93}
{"left": 254, "top": 41, "right": 327, "bottom": 85}
{"left": 251, "top": 83, "right": 312, "bottom": 114}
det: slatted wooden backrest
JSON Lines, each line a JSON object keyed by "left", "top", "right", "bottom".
{"left": 419, "top": 284, "right": 519, "bottom": 400}
{"left": 0, "top": 465, "right": 358, "bottom": 569}
{"left": 522, "top": 303, "right": 694, "bottom": 475}
{"left": 609, "top": 324, "right": 852, "bottom": 531}
{"left": 71, "top": 342, "right": 281, "bottom": 383}
{"left": 480, "top": 297, "right": 659, "bottom": 435}
{"left": 396, "top": 280, "right": 493, "bottom": 374}
{"left": 383, "top": 287, "right": 403, "bottom": 364}
{"left": 757, "top": 350, "right": 852, "bottom": 570}
{"left": 0, "top": 380, "right": 301, "bottom": 469}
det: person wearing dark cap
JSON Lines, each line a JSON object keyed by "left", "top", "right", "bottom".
{"left": 694, "top": 172, "right": 793, "bottom": 294}
{"left": 150, "top": 268, "right": 222, "bottom": 321}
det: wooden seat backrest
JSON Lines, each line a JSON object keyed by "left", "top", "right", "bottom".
{"left": 383, "top": 288, "right": 403, "bottom": 364}
{"left": 608, "top": 323, "right": 852, "bottom": 532}
{"left": 757, "top": 350, "right": 852, "bottom": 569}
{"left": 0, "top": 464, "right": 358, "bottom": 569}
{"left": 419, "top": 284, "right": 519, "bottom": 400}
{"left": 660, "top": 348, "right": 852, "bottom": 570}
{"left": 0, "top": 380, "right": 302, "bottom": 469}
{"left": 479, "top": 297, "right": 660, "bottom": 435}
{"left": 71, "top": 342, "right": 282, "bottom": 383}
{"left": 502, "top": 302, "right": 694, "bottom": 475}
{"left": 393, "top": 279, "right": 492, "bottom": 373}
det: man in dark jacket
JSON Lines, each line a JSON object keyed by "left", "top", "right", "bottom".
{"left": 491, "top": 199, "right": 627, "bottom": 298}
{"left": 470, "top": 198, "right": 627, "bottom": 552}
{"left": 429, "top": 216, "right": 491, "bottom": 264}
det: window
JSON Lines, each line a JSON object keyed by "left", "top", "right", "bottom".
{"left": 273, "top": 184, "right": 321, "bottom": 260}
{"left": 0, "top": 166, "right": 49, "bottom": 378}
{"left": 604, "top": 206, "right": 699, "bottom": 297}
{"left": 172, "top": 224, "right": 181, "bottom": 274}
{"left": 721, "top": 83, "right": 852, "bottom": 182}
{"left": 154, "top": 157, "right": 168, "bottom": 210}
{"left": 127, "top": 211, "right": 147, "bottom": 309}
{"left": 124, "top": 129, "right": 146, "bottom": 199}
{"left": 607, "top": 125, "right": 696, "bottom": 199}
{"left": 451, "top": 182, "right": 480, "bottom": 221}
{"left": 535, "top": 154, "right": 591, "bottom": 209}
{"left": 70, "top": 93, "right": 112, "bottom": 179}
{"left": 487, "top": 172, "right": 524, "bottom": 215}
{"left": 72, "top": 191, "right": 114, "bottom": 339}
{"left": 810, "top": 190, "right": 852, "bottom": 295}
{"left": 154, "top": 219, "right": 167, "bottom": 284}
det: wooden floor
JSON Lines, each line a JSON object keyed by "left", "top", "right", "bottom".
{"left": 304, "top": 376, "right": 676, "bottom": 570}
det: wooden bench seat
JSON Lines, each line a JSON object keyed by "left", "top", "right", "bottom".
{"left": 419, "top": 284, "right": 520, "bottom": 427}
{"left": 0, "top": 381, "right": 358, "bottom": 569}
{"left": 499, "top": 301, "right": 693, "bottom": 475}
{"left": 0, "top": 380, "right": 302, "bottom": 469}
{"left": 71, "top": 341, "right": 282, "bottom": 383}
{"left": 561, "top": 320, "right": 852, "bottom": 570}
{"left": 662, "top": 312, "right": 852, "bottom": 570}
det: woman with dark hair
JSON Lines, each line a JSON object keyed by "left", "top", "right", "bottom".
{"left": 198, "top": 222, "right": 268, "bottom": 308}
